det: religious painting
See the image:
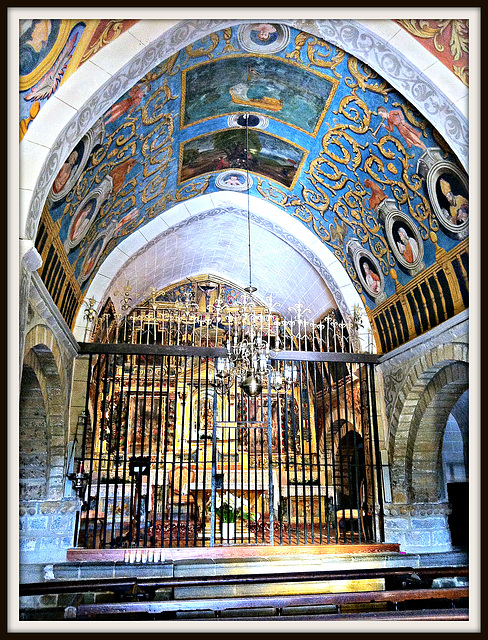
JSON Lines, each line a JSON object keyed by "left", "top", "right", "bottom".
{"left": 215, "top": 169, "right": 251, "bottom": 191}
{"left": 128, "top": 396, "right": 165, "bottom": 456}
{"left": 237, "top": 23, "right": 291, "bottom": 54}
{"left": 275, "top": 396, "right": 302, "bottom": 457}
{"left": 64, "top": 175, "right": 113, "bottom": 252}
{"left": 384, "top": 210, "right": 425, "bottom": 276}
{"left": 67, "top": 197, "right": 97, "bottom": 247}
{"left": 359, "top": 257, "right": 383, "bottom": 298}
{"left": 20, "top": 20, "right": 85, "bottom": 124}
{"left": 181, "top": 56, "right": 338, "bottom": 134}
{"left": 429, "top": 163, "right": 469, "bottom": 237}
{"left": 52, "top": 144, "right": 84, "bottom": 196}
{"left": 77, "top": 228, "right": 113, "bottom": 286}
{"left": 418, "top": 152, "right": 469, "bottom": 240}
{"left": 48, "top": 118, "right": 105, "bottom": 207}
{"left": 20, "top": 19, "right": 61, "bottom": 77}
{"left": 179, "top": 128, "right": 306, "bottom": 189}
{"left": 347, "top": 240, "right": 386, "bottom": 303}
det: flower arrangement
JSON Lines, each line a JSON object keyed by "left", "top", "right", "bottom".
{"left": 214, "top": 492, "right": 255, "bottom": 523}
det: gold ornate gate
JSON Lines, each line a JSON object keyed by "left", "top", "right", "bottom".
{"left": 73, "top": 344, "right": 384, "bottom": 549}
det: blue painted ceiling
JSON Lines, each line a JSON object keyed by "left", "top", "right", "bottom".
{"left": 44, "top": 22, "right": 467, "bottom": 314}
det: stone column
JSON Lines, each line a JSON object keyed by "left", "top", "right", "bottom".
{"left": 383, "top": 502, "right": 452, "bottom": 553}
{"left": 19, "top": 240, "right": 42, "bottom": 383}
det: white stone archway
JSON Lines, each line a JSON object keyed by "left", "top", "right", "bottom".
{"left": 74, "top": 192, "right": 374, "bottom": 349}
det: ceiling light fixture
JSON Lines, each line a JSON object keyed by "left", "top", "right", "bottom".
{"left": 214, "top": 113, "right": 286, "bottom": 397}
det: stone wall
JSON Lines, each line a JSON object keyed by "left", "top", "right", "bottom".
{"left": 20, "top": 367, "right": 48, "bottom": 501}
{"left": 19, "top": 499, "right": 79, "bottom": 565}
{"left": 383, "top": 503, "right": 452, "bottom": 554}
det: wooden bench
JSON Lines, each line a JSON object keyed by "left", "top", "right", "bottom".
{"left": 73, "top": 586, "right": 468, "bottom": 619}
{"left": 19, "top": 565, "right": 468, "bottom": 620}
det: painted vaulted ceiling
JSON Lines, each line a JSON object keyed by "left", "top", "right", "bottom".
{"left": 20, "top": 18, "right": 469, "bottom": 354}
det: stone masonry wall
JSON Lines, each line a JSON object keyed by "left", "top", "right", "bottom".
{"left": 19, "top": 499, "right": 79, "bottom": 565}
{"left": 383, "top": 502, "right": 452, "bottom": 554}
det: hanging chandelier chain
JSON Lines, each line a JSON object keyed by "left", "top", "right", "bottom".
{"left": 245, "top": 112, "right": 253, "bottom": 294}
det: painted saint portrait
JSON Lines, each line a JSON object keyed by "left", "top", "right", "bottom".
{"left": 215, "top": 169, "right": 251, "bottom": 191}
{"left": 250, "top": 23, "right": 278, "bottom": 45}
{"left": 437, "top": 175, "right": 469, "bottom": 227}
{"left": 79, "top": 236, "right": 105, "bottom": 283}
{"left": 69, "top": 198, "right": 97, "bottom": 244}
{"left": 237, "top": 23, "right": 290, "bottom": 54}
{"left": 64, "top": 175, "right": 113, "bottom": 253}
{"left": 359, "top": 258, "right": 382, "bottom": 295}
{"left": 391, "top": 222, "right": 420, "bottom": 265}
{"left": 52, "top": 143, "right": 84, "bottom": 196}
{"left": 423, "top": 160, "right": 468, "bottom": 238}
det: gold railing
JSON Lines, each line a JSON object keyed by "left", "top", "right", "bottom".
{"left": 369, "top": 238, "right": 468, "bottom": 354}
{"left": 35, "top": 206, "right": 83, "bottom": 328}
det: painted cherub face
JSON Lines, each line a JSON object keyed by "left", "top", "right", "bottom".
{"left": 254, "top": 23, "right": 276, "bottom": 41}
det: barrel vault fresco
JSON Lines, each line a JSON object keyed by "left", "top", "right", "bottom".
{"left": 32, "top": 21, "right": 469, "bottom": 352}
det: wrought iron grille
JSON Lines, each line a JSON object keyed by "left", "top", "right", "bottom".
{"left": 73, "top": 343, "right": 383, "bottom": 549}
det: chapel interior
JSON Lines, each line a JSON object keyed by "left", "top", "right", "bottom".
{"left": 15, "top": 15, "right": 473, "bottom": 625}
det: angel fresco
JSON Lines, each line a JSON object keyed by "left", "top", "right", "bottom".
{"left": 364, "top": 179, "right": 387, "bottom": 212}
{"left": 114, "top": 207, "right": 140, "bottom": 235}
{"left": 104, "top": 83, "right": 151, "bottom": 125}
{"left": 108, "top": 158, "right": 137, "bottom": 195}
{"left": 250, "top": 23, "right": 278, "bottom": 44}
{"left": 376, "top": 106, "right": 428, "bottom": 153}
{"left": 223, "top": 173, "right": 245, "bottom": 187}
{"left": 23, "top": 30, "right": 79, "bottom": 103}
{"left": 19, "top": 19, "right": 55, "bottom": 74}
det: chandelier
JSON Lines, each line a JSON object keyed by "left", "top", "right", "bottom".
{"left": 212, "top": 114, "right": 298, "bottom": 397}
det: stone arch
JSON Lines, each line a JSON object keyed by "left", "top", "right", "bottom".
{"left": 387, "top": 341, "right": 469, "bottom": 460}
{"left": 22, "top": 325, "right": 68, "bottom": 500}
{"left": 24, "top": 324, "right": 68, "bottom": 401}
{"left": 390, "top": 348, "right": 469, "bottom": 505}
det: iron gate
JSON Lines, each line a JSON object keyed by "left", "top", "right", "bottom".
{"left": 72, "top": 343, "right": 384, "bottom": 549}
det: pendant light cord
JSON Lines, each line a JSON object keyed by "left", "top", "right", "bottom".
{"left": 245, "top": 114, "right": 253, "bottom": 292}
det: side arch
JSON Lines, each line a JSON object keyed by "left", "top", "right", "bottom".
{"left": 22, "top": 325, "right": 69, "bottom": 500}
{"left": 389, "top": 346, "right": 468, "bottom": 505}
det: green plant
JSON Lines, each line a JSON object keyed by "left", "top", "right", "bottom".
{"left": 214, "top": 492, "right": 255, "bottom": 523}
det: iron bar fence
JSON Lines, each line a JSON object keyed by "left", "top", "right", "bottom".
{"left": 73, "top": 342, "right": 384, "bottom": 550}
